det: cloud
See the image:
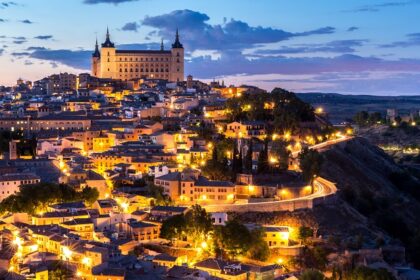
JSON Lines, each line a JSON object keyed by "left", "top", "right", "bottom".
{"left": 83, "top": 0, "right": 138, "bottom": 4}
{"left": 34, "top": 35, "right": 53, "bottom": 40}
{"left": 186, "top": 51, "right": 420, "bottom": 79}
{"left": 26, "top": 46, "right": 47, "bottom": 51}
{"left": 347, "top": 26, "right": 359, "bottom": 32}
{"left": 29, "top": 49, "right": 91, "bottom": 69}
{"left": 0, "top": 48, "right": 3, "bottom": 55}
{"left": 20, "top": 19, "right": 33, "bottom": 24}
{"left": 121, "top": 22, "right": 140, "bottom": 32}
{"left": 11, "top": 52, "right": 30, "bottom": 57}
{"left": 24, "top": 60, "right": 33, "bottom": 65}
{"left": 0, "top": 1, "right": 17, "bottom": 9}
{"left": 141, "top": 9, "right": 335, "bottom": 51}
{"left": 117, "top": 43, "right": 160, "bottom": 50}
{"left": 0, "top": 18, "right": 7, "bottom": 22}
{"left": 255, "top": 40, "right": 367, "bottom": 55}
{"left": 380, "top": 33, "right": 420, "bottom": 48}
{"left": 345, "top": 0, "right": 420, "bottom": 12}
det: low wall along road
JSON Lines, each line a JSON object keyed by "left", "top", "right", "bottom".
{"left": 203, "top": 177, "right": 337, "bottom": 213}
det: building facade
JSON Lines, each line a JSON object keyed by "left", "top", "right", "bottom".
{"left": 92, "top": 28, "right": 184, "bottom": 82}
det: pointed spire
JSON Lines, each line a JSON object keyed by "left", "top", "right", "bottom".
{"left": 172, "top": 28, "right": 183, "bottom": 49}
{"left": 102, "top": 26, "right": 115, "bottom": 48}
{"left": 160, "top": 38, "right": 164, "bottom": 51}
{"left": 93, "top": 37, "right": 100, "bottom": 58}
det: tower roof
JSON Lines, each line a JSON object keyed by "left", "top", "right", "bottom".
{"left": 102, "top": 27, "right": 115, "bottom": 48}
{"left": 92, "top": 38, "right": 100, "bottom": 58}
{"left": 172, "top": 28, "right": 183, "bottom": 49}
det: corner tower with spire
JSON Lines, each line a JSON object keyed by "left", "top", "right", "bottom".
{"left": 91, "top": 28, "right": 184, "bottom": 82}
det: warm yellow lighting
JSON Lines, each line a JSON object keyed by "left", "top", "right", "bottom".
{"left": 272, "top": 134, "right": 278, "bottom": 141}
{"left": 63, "top": 247, "right": 72, "bottom": 259}
{"left": 316, "top": 107, "right": 323, "bottom": 114}
{"left": 207, "top": 142, "right": 213, "bottom": 149}
{"left": 411, "top": 121, "right": 416, "bottom": 126}
{"left": 204, "top": 112, "right": 210, "bottom": 118}
{"left": 120, "top": 202, "right": 129, "bottom": 212}
{"left": 269, "top": 157, "right": 278, "bottom": 164}
{"left": 82, "top": 257, "right": 91, "bottom": 265}
{"left": 226, "top": 151, "right": 231, "bottom": 158}
{"left": 201, "top": 195, "right": 207, "bottom": 200}
{"left": 346, "top": 128, "right": 353, "bottom": 135}
{"left": 201, "top": 241, "right": 208, "bottom": 250}
{"left": 392, "top": 121, "right": 397, "bottom": 126}
{"left": 283, "top": 131, "right": 291, "bottom": 140}
{"left": 227, "top": 194, "right": 234, "bottom": 200}
{"left": 248, "top": 185, "right": 255, "bottom": 192}
{"left": 13, "top": 236, "right": 22, "bottom": 247}
{"left": 277, "top": 258, "right": 284, "bottom": 264}
{"left": 200, "top": 160, "right": 206, "bottom": 166}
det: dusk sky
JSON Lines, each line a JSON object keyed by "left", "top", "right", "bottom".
{"left": 1, "top": 0, "right": 420, "bottom": 95}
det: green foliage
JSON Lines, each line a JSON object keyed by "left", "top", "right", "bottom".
{"left": 298, "top": 147, "right": 323, "bottom": 183}
{"left": 0, "top": 130, "right": 23, "bottom": 153}
{"left": 299, "top": 269, "right": 325, "bottom": 280}
{"left": 48, "top": 261, "right": 74, "bottom": 280}
{"left": 202, "top": 138, "right": 233, "bottom": 181}
{"left": 0, "top": 183, "right": 99, "bottom": 214}
{"left": 247, "top": 228, "right": 270, "bottom": 261}
{"left": 270, "top": 140, "right": 290, "bottom": 171}
{"left": 244, "top": 139, "right": 253, "bottom": 173}
{"left": 257, "top": 141, "right": 269, "bottom": 174}
{"left": 225, "top": 88, "right": 315, "bottom": 132}
{"left": 160, "top": 205, "right": 212, "bottom": 247}
{"left": 353, "top": 111, "right": 384, "bottom": 126}
{"left": 215, "top": 219, "right": 253, "bottom": 259}
{"left": 160, "top": 214, "right": 186, "bottom": 240}
{"left": 298, "top": 226, "right": 314, "bottom": 243}
{"left": 147, "top": 183, "right": 172, "bottom": 206}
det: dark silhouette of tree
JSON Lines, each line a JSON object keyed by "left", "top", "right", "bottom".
{"left": 298, "top": 147, "right": 323, "bottom": 183}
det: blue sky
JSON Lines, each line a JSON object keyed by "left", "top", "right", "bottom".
{"left": 1, "top": 0, "right": 420, "bottom": 95}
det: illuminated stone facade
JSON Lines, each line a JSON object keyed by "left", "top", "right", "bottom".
{"left": 92, "top": 28, "right": 184, "bottom": 82}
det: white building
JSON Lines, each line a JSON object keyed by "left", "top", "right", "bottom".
{"left": 0, "top": 173, "right": 40, "bottom": 201}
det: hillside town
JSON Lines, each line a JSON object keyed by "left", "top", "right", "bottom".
{"left": 0, "top": 31, "right": 418, "bottom": 280}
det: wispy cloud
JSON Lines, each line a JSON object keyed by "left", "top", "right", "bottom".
{"left": 83, "top": 0, "right": 138, "bottom": 4}
{"left": 34, "top": 35, "right": 53, "bottom": 40}
{"left": 20, "top": 19, "right": 33, "bottom": 24}
{"left": 345, "top": 0, "right": 420, "bottom": 12}
{"left": 381, "top": 33, "right": 420, "bottom": 48}
{"left": 120, "top": 22, "right": 140, "bottom": 32}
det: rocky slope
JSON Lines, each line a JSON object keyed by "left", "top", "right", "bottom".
{"left": 235, "top": 137, "right": 420, "bottom": 264}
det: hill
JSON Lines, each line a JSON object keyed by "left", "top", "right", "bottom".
{"left": 234, "top": 137, "right": 420, "bottom": 267}
{"left": 297, "top": 93, "right": 420, "bottom": 124}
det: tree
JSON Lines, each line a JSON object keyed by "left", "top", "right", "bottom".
{"left": 184, "top": 204, "right": 213, "bottom": 248}
{"left": 48, "top": 261, "right": 74, "bottom": 280}
{"left": 257, "top": 141, "right": 269, "bottom": 174}
{"left": 80, "top": 186, "right": 99, "bottom": 206}
{"left": 271, "top": 140, "right": 290, "bottom": 171}
{"left": 247, "top": 228, "right": 270, "bottom": 261}
{"left": 160, "top": 214, "right": 186, "bottom": 241}
{"left": 299, "top": 269, "right": 325, "bottom": 280}
{"left": 244, "top": 139, "right": 253, "bottom": 173}
{"left": 0, "top": 183, "right": 100, "bottom": 215}
{"left": 298, "top": 147, "right": 323, "bottom": 184}
{"left": 298, "top": 226, "right": 314, "bottom": 244}
{"left": 353, "top": 111, "right": 369, "bottom": 126}
{"left": 160, "top": 205, "right": 213, "bottom": 248}
{"left": 215, "top": 219, "right": 253, "bottom": 259}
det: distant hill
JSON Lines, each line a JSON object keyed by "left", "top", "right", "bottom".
{"left": 297, "top": 93, "right": 420, "bottom": 124}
